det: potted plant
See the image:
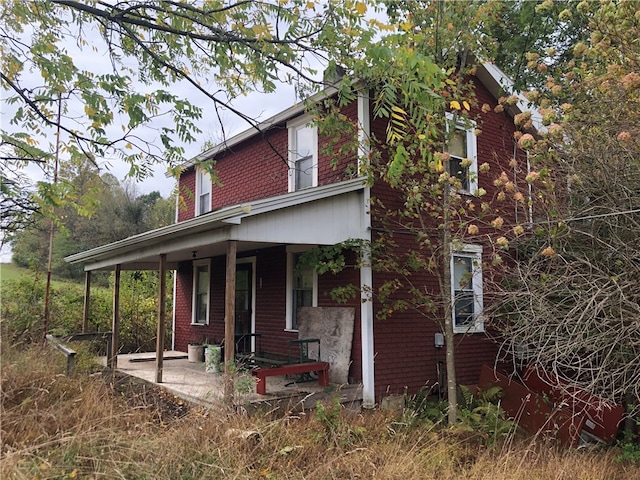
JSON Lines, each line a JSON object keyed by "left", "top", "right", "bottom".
{"left": 204, "top": 339, "right": 223, "bottom": 373}
{"left": 187, "top": 340, "right": 205, "bottom": 363}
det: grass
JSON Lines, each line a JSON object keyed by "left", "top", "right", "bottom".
{"left": 0, "top": 262, "right": 72, "bottom": 289}
{"left": 2, "top": 343, "right": 638, "bottom": 479}
{"left": 0, "top": 263, "right": 29, "bottom": 282}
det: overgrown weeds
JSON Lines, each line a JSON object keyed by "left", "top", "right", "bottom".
{"left": 2, "top": 344, "right": 638, "bottom": 479}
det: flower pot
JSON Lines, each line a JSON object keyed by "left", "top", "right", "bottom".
{"left": 205, "top": 345, "right": 222, "bottom": 373}
{"left": 188, "top": 344, "right": 204, "bottom": 362}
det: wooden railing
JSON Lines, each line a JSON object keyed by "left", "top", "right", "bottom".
{"left": 45, "top": 334, "right": 76, "bottom": 376}
{"left": 46, "top": 332, "right": 113, "bottom": 375}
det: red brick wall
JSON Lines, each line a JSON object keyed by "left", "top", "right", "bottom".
{"left": 177, "top": 168, "right": 196, "bottom": 223}
{"left": 177, "top": 100, "right": 359, "bottom": 220}
{"left": 173, "top": 261, "right": 194, "bottom": 347}
{"left": 367, "top": 76, "right": 526, "bottom": 398}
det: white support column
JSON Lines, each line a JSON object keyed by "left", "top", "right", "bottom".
{"left": 360, "top": 245, "right": 375, "bottom": 408}
{"left": 156, "top": 254, "right": 167, "bottom": 383}
{"left": 110, "top": 264, "right": 121, "bottom": 369}
{"left": 357, "top": 88, "right": 371, "bottom": 173}
{"left": 358, "top": 88, "right": 375, "bottom": 408}
{"left": 171, "top": 269, "right": 177, "bottom": 351}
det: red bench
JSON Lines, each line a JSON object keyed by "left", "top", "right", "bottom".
{"left": 252, "top": 361, "right": 330, "bottom": 395}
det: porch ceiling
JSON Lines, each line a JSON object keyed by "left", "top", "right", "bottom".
{"left": 64, "top": 178, "right": 369, "bottom": 271}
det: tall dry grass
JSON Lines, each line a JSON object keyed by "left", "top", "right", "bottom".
{"left": 2, "top": 344, "right": 638, "bottom": 479}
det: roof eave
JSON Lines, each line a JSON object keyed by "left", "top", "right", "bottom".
{"left": 64, "top": 177, "right": 366, "bottom": 266}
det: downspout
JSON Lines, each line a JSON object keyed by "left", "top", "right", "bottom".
{"left": 358, "top": 88, "right": 376, "bottom": 408}
{"left": 171, "top": 189, "right": 179, "bottom": 351}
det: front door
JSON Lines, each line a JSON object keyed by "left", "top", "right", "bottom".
{"left": 235, "top": 263, "right": 253, "bottom": 353}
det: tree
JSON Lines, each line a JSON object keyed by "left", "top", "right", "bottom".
{"left": 307, "top": 0, "right": 530, "bottom": 424}
{"left": 487, "top": 0, "right": 590, "bottom": 90}
{"left": 1, "top": 0, "right": 368, "bottom": 266}
{"left": 10, "top": 164, "right": 174, "bottom": 282}
{"left": 492, "top": 0, "right": 640, "bottom": 417}
{"left": 1, "top": 1, "right": 366, "bottom": 177}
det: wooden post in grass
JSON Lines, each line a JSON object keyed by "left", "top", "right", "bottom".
{"left": 224, "top": 241, "right": 237, "bottom": 403}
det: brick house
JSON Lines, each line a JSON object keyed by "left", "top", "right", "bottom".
{"left": 66, "top": 62, "right": 532, "bottom": 407}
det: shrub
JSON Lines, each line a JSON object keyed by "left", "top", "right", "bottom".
{"left": 1, "top": 273, "right": 171, "bottom": 353}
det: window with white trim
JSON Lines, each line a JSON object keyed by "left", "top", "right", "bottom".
{"left": 446, "top": 114, "right": 478, "bottom": 194}
{"left": 195, "top": 167, "right": 212, "bottom": 215}
{"left": 288, "top": 116, "right": 318, "bottom": 192}
{"left": 451, "top": 244, "right": 483, "bottom": 333}
{"left": 192, "top": 260, "right": 210, "bottom": 325}
{"left": 286, "top": 246, "right": 318, "bottom": 330}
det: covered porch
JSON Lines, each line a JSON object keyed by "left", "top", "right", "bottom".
{"left": 65, "top": 178, "right": 376, "bottom": 406}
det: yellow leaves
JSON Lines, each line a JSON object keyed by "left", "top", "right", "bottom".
{"left": 400, "top": 21, "right": 413, "bottom": 32}
{"left": 450, "top": 100, "right": 471, "bottom": 111}
{"left": 354, "top": 1, "right": 367, "bottom": 15}
{"left": 370, "top": 19, "right": 395, "bottom": 32}
{"left": 252, "top": 24, "right": 270, "bottom": 39}
{"left": 84, "top": 105, "right": 96, "bottom": 116}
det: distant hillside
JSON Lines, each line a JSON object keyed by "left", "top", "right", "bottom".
{"left": 0, "top": 263, "right": 29, "bottom": 282}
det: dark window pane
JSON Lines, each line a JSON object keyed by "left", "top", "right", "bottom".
{"left": 454, "top": 292, "right": 475, "bottom": 327}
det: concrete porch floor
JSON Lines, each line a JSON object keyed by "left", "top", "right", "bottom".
{"left": 103, "top": 351, "right": 363, "bottom": 411}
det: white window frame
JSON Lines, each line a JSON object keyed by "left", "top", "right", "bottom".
{"left": 451, "top": 244, "right": 484, "bottom": 333}
{"left": 195, "top": 166, "right": 212, "bottom": 215}
{"left": 287, "top": 116, "right": 318, "bottom": 192}
{"left": 446, "top": 113, "right": 478, "bottom": 195}
{"left": 285, "top": 245, "right": 318, "bottom": 331}
{"left": 192, "top": 259, "right": 211, "bottom": 325}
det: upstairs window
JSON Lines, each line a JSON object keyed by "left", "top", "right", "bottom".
{"left": 288, "top": 116, "right": 318, "bottom": 192}
{"left": 451, "top": 244, "right": 483, "bottom": 333}
{"left": 196, "top": 167, "right": 212, "bottom": 215}
{"left": 446, "top": 114, "right": 478, "bottom": 194}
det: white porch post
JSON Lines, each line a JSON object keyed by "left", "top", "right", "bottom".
{"left": 156, "top": 254, "right": 167, "bottom": 383}
{"left": 358, "top": 89, "right": 376, "bottom": 408}
{"left": 82, "top": 270, "right": 91, "bottom": 333}
{"left": 110, "top": 264, "right": 121, "bottom": 369}
{"left": 360, "top": 244, "right": 375, "bottom": 408}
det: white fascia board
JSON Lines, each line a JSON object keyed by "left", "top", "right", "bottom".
{"left": 64, "top": 203, "right": 246, "bottom": 264}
